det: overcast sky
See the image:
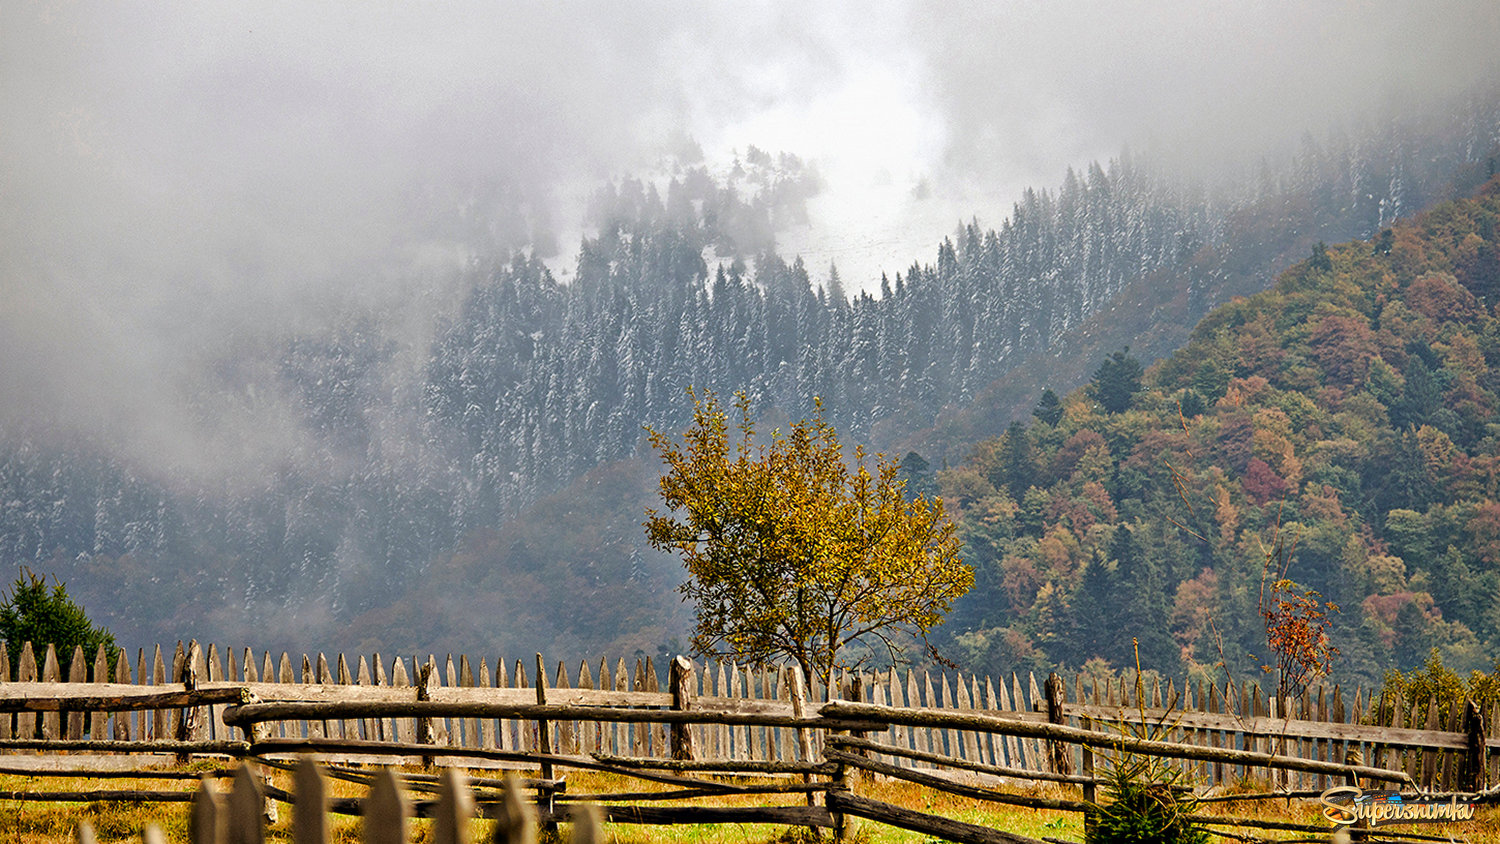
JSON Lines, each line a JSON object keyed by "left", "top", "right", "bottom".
{"left": 3, "top": 0, "right": 1498, "bottom": 476}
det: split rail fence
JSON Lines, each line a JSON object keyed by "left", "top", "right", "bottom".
{"left": 2, "top": 639, "right": 1497, "bottom": 842}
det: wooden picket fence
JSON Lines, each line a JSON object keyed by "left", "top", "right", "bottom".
{"left": 2, "top": 639, "right": 1498, "bottom": 843}
{"left": 1, "top": 639, "right": 1494, "bottom": 792}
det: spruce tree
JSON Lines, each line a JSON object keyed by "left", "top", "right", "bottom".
{"left": 1090, "top": 348, "right": 1143, "bottom": 414}
{"left": 1072, "top": 551, "right": 1114, "bottom": 665}
{"left": 1032, "top": 388, "right": 1064, "bottom": 426}
{"left": 995, "top": 421, "right": 1037, "bottom": 499}
{"left": 1107, "top": 525, "right": 1177, "bottom": 671}
{"left": 0, "top": 569, "right": 116, "bottom": 680}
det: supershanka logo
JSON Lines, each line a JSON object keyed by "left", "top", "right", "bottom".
{"left": 1320, "top": 785, "right": 1477, "bottom": 827}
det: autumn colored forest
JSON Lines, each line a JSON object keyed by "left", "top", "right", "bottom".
{"left": 935, "top": 179, "right": 1500, "bottom": 688}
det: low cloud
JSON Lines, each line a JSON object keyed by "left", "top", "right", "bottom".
{"left": 2, "top": 1, "right": 1496, "bottom": 485}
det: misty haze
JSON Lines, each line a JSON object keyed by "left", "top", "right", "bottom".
{"left": 3, "top": 1, "right": 1500, "bottom": 691}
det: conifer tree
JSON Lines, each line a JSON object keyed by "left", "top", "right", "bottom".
{"left": 0, "top": 569, "right": 116, "bottom": 680}
{"left": 995, "top": 421, "right": 1037, "bottom": 499}
{"left": 1090, "top": 348, "right": 1143, "bottom": 414}
{"left": 1032, "top": 388, "right": 1064, "bottom": 426}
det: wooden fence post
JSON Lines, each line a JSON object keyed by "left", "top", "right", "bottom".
{"left": 0, "top": 642, "right": 10, "bottom": 741}
{"left": 1045, "top": 673, "right": 1071, "bottom": 775}
{"left": 1461, "top": 699, "right": 1485, "bottom": 793}
{"left": 1420, "top": 696, "right": 1440, "bottom": 789}
{"left": 535, "top": 654, "right": 553, "bottom": 776}
{"left": 534, "top": 653, "right": 558, "bottom": 835}
{"left": 416, "top": 659, "right": 435, "bottom": 768}
{"left": 177, "top": 641, "right": 201, "bottom": 764}
{"left": 669, "top": 656, "right": 696, "bottom": 761}
{"left": 849, "top": 673, "right": 872, "bottom": 783}
{"left": 1343, "top": 749, "right": 1369, "bottom": 842}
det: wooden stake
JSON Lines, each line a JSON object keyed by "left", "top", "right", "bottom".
{"left": 293, "top": 758, "right": 327, "bottom": 844}
{"left": 669, "top": 656, "right": 695, "bottom": 761}
{"left": 363, "top": 768, "right": 408, "bottom": 844}
{"left": 189, "top": 774, "right": 225, "bottom": 844}
{"left": 432, "top": 767, "right": 474, "bottom": 844}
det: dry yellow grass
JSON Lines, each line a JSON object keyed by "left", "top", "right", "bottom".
{"left": 1, "top": 764, "right": 1496, "bottom": 843}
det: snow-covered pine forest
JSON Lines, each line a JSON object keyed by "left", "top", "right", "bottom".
{"left": 2, "top": 91, "right": 1498, "bottom": 653}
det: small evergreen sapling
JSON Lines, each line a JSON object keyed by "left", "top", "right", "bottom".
{"left": 0, "top": 568, "right": 116, "bottom": 680}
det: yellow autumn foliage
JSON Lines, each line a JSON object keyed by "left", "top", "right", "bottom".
{"left": 645, "top": 390, "right": 971, "bottom": 684}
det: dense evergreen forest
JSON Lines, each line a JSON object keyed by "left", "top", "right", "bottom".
{"left": 939, "top": 181, "right": 1500, "bottom": 687}
{"left": 1, "top": 91, "right": 1498, "bottom": 663}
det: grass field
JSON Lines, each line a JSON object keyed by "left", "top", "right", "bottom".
{"left": 2, "top": 764, "right": 1496, "bottom": 843}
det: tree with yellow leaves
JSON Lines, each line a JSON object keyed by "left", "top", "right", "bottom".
{"left": 645, "top": 391, "right": 971, "bottom": 685}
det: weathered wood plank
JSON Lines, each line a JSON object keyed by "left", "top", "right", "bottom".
{"left": 92, "top": 646, "right": 110, "bottom": 739}
{"left": 715, "top": 663, "right": 732, "bottom": 762}
{"left": 111, "top": 649, "right": 132, "bottom": 741}
{"left": 1011, "top": 674, "right": 1032, "bottom": 771}
{"left": 479, "top": 659, "right": 496, "bottom": 750}
{"left": 276, "top": 654, "right": 293, "bottom": 740}
{"left": 370, "top": 653, "right": 387, "bottom": 742}
{"left": 983, "top": 676, "right": 1000, "bottom": 768}
{"left": 556, "top": 659, "right": 577, "bottom": 754}
{"left": 581, "top": 659, "right": 599, "bottom": 755}
{"left": 432, "top": 767, "right": 474, "bottom": 844}
{"left": 459, "top": 655, "right": 477, "bottom": 749}
{"left": 364, "top": 767, "right": 408, "bottom": 844}
{"left": 494, "top": 774, "right": 536, "bottom": 844}
{"left": 184, "top": 641, "right": 208, "bottom": 743}
{"left": 497, "top": 657, "right": 514, "bottom": 752}
{"left": 775, "top": 666, "right": 791, "bottom": 763}
{"left": 292, "top": 758, "right": 327, "bottom": 844}
{"left": 1028, "top": 672, "right": 1047, "bottom": 773}
{"left": 65, "top": 645, "right": 86, "bottom": 740}
{"left": 391, "top": 657, "right": 413, "bottom": 743}
{"left": 206, "top": 645, "right": 227, "bottom": 741}
{"left": 42, "top": 644, "right": 61, "bottom": 739}
{"left": 733, "top": 664, "right": 750, "bottom": 763}
{"left": 190, "top": 774, "right": 225, "bottom": 844}
{"left": 227, "top": 762, "right": 264, "bottom": 844}
{"left": 336, "top": 653, "right": 355, "bottom": 741}
{"left": 0, "top": 643, "right": 10, "bottom": 741}
{"left": 909, "top": 670, "right": 928, "bottom": 759}
{"left": 170, "top": 642, "right": 186, "bottom": 742}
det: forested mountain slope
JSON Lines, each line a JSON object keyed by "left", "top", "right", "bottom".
{"left": 937, "top": 179, "right": 1500, "bottom": 687}
{"left": 1, "top": 92, "right": 1497, "bottom": 658}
